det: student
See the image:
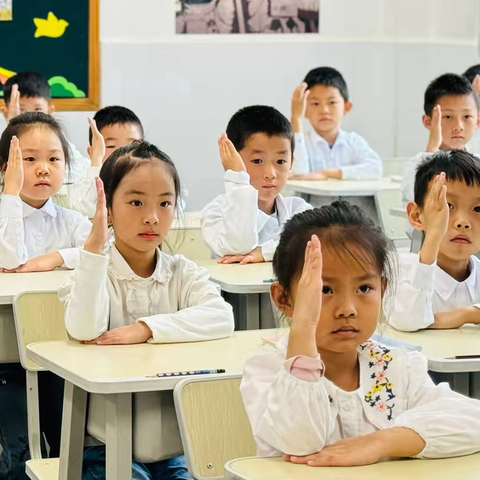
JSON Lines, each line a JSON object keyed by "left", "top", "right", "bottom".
{"left": 240, "top": 202, "right": 480, "bottom": 464}
{"left": 0, "top": 112, "right": 92, "bottom": 480}
{"left": 401, "top": 73, "right": 480, "bottom": 205}
{"left": 289, "top": 67, "right": 382, "bottom": 180}
{"left": 2, "top": 71, "right": 91, "bottom": 183}
{"left": 390, "top": 151, "right": 480, "bottom": 331}
{"left": 200, "top": 105, "right": 312, "bottom": 264}
{"left": 60, "top": 141, "right": 234, "bottom": 479}
{"left": 67, "top": 105, "right": 144, "bottom": 217}
{"left": 463, "top": 64, "right": 480, "bottom": 154}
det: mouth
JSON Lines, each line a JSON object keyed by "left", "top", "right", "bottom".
{"left": 138, "top": 231, "right": 159, "bottom": 240}
{"left": 332, "top": 326, "right": 359, "bottom": 337}
{"left": 450, "top": 235, "right": 472, "bottom": 244}
{"left": 34, "top": 182, "right": 51, "bottom": 187}
{"left": 451, "top": 135, "right": 464, "bottom": 139}
{"left": 262, "top": 184, "right": 276, "bottom": 189}
{"left": 318, "top": 117, "right": 331, "bottom": 122}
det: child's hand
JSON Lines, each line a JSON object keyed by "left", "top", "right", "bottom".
{"left": 290, "top": 171, "right": 328, "bottom": 181}
{"left": 84, "top": 178, "right": 109, "bottom": 255}
{"left": 217, "top": 246, "right": 264, "bottom": 265}
{"left": 1, "top": 84, "right": 21, "bottom": 122}
{"left": 473, "top": 75, "right": 480, "bottom": 99}
{"left": 3, "top": 136, "right": 24, "bottom": 197}
{"left": 83, "top": 323, "right": 152, "bottom": 345}
{"left": 426, "top": 105, "right": 442, "bottom": 152}
{"left": 1, "top": 252, "right": 64, "bottom": 273}
{"left": 218, "top": 133, "right": 246, "bottom": 173}
{"left": 291, "top": 82, "right": 310, "bottom": 129}
{"left": 88, "top": 118, "right": 106, "bottom": 167}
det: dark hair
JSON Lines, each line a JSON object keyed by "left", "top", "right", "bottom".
{"left": 273, "top": 202, "right": 395, "bottom": 302}
{"left": 3, "top": 71, "right": 51, "bottom": 104}
{"left": 226, "top": 105, "right": 295, "bottom": 153}
{"left": 89, "top": 105, "right": 144, "bottom": 145}
{"left": 303, "top": 67, "right": 349, "bottom": 102}
{"left": 463, "top": 64, "right": 480, "bottom": 84}
{"left": 99, "top": 141, "right": 181, "bottom": 209}
{"left": 424, "top": 73, "right": 479, "bottom": 116}
{"left": 0, "top": 112, "right": 71, "bottom": 174}
{"left": 414, "top": 150, "right": 480, "bottom": 207}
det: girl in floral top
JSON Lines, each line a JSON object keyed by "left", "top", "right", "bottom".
{"left": 240, "top": 201, "right": 480, "bottom": 466}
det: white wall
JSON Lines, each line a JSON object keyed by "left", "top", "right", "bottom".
{"left": 5, "top": 0, "right": 480, "bottom": 210}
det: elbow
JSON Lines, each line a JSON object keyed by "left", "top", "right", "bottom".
{"left": 388, "top": 316, "right": 422, "bottom": 332}
{"left": 216, "top": 235, "right": 258, "bottom": 257}
{"left": 65, "top": 317, "right": 104, "bottom": 342}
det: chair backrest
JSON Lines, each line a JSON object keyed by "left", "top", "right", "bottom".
{"left": 165, "top": 228, "right": 212, "bottom": 262}
{"left": 174, "top": 374, "right": 257, "bottom": 479}
{"left": 13, "top": 291, "right": 68, "bottom": 371}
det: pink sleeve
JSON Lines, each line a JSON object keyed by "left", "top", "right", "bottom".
{"left": 284, "top": 354, "right": 324, "bottom": 382}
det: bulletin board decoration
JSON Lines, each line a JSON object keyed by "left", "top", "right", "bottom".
{"left": 0, "top": 0, "right": 99, "bottom": 111}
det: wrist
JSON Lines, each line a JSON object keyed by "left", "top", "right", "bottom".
{"left": 84, "top": 240, "right": 104, "bottom": 255}
{"left": 374, "top": 428, "right": 425, "bottom": 458}
{"left": 426, "top": 141, "right": 439, "bottom": 153}
{"left": 467, "top": 306, "right": 480, "bottom": 325}
{"left": 137, "top": 321, "right": 153, "bottom": 340}
{"left": 52, "top": 252, "right": 64, "bottom": 268}
{"left": 90, "top": 156, "right": 103, "bottom": 167}
{"left": 3, "top": 187, "right": 20, "bottom": 196}
{"left": 419, "top": 233, "right": 442, "bottom": 265}
{"left": 291, "top": 116, "right": 302, "bottom": 132}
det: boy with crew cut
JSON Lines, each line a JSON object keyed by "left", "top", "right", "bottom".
{"left": 289, "top": 66, "right": 382, "bottom": 181}
{"left": 2, "top": 71, "right": 91, "bottom": 183}
{"left": 401, "top": 73, "right": 480, "bottom": 205}
{"left": 201, "top": 105, "right": 312, "bottom": 264}
{"left": 390, "top": 150, "right": 480, "bottom": 332}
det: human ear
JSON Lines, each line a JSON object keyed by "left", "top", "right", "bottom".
{"left": 344, "top": 101, "right": 353, "bottom": 115}
{"left": 407, "top": 201, "right": 424, "bottom": 231}
{"left": 422, "top": 114, "right": 432, "bottom": 130}
{"left": 48, "top": 104, "right": 56, "bottom": 114}
{"left": 270, "top": 283, "right": 294, "bottom": 318}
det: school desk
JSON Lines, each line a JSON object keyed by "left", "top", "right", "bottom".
{"left": 0, "top": 270, "right": 71, "bottom": 363}
{"left": 381, "top": 324, "right": 480, "bottom": 398}
{"left": 196, "top": 260, "right": 274, "bottom": 330}
{"left": 224, "top": 454, "right": 480, "bottom": 480}
{"left": 26, "top": 329, "right": 281, "bottom": 480}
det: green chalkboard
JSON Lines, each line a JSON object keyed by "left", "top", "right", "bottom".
{"left": 0, "top": 0, "right": 99, "bottom": 111}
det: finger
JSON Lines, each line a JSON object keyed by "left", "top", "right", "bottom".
{"left": 288, "top": 455, "right": 311, "bottom": 464}
{"left": 439, "top": 184, "right": 447, "bottom": 206}
{"left": 88, "top": 117, "right": 101, "bottom": 137}
{"left": 304, "top": 240, "right": 312, "bottom": 269}
{"left": 283, "top": 455, "right": 292, "bottom": 462}
{"left": 222, "top": 255, "right": 245, "bottom": 264}
{"left": 307, "top": 452, "right": 344, "bottom": 467}
{"left": 239, "top": 255, "right": 253, "bottom": 265}
{"left": 304, "top": 89, "right": 311, "bottom": 101}
{"left": 225, "top": 137, "right": 238, "bottom": 157}
{"left": 310, "top": 235, "right": 322, "bottom": 267}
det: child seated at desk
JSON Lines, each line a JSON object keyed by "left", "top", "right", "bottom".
{"left": 2, "top": 71, "right": 91, "bottom": 184}
{"left": 401, "top": 73, "right": 480, "bottom": 205}
{"left": 60, "top": 141, "right": 234, "bottom": 479}
{"left": 240, "top": 202, "right": 480, "bottom": 465}
{"left": 200, "top": 105, "right": 312, "bottom": 264}
{"left": 289, "top": 66, "right": 382, "bottom": 181}
{"left": 0, "top": 112, "right": 92, "bottom": 479}
{"left": 390, "top": 150, "right": 480, "bottom": 331}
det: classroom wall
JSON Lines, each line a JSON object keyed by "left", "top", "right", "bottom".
{"left": 3, "top": 0, "right": 480, "bottom": 211}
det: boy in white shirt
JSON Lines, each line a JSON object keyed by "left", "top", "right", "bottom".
{"left": 289, "top": 66, "right": 382, "bottom": 181}
{"left": 390, "top": 150, "right": 480, "bottom": 331}
{"left": 2, "top": 71, "right": 91, "bottom": 183}
{"left": 463, "top": 64, "right": 480, "bottom": 154}
{"left": 401, "top": 73, "right": 480, "bottom": 205}
{"left": 201, "top": 105, "right": 311, "bottom": 264}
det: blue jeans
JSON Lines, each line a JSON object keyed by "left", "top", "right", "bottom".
{"left": 82, "top": 446, "right": 192, "bottom": 480}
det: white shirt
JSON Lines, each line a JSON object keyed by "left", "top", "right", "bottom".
{"left": 0, "top": 194, "right": 92, "bottom": 270}
{"left": 66, "top": 142, "right": 91, "bottom": 184}
{"left": 389, "top": 253, "right": 480, "bottom": 331}
{"left": 200, "top": 170, "right": 312, "bottom": 261}
{"left": 60, "top": 246, "right": 234, "bottom": 342}
{"left": 292, "top": 129, "right": 383, "bottom": 180}
{"left": 240, "top": 335, "right": 480, "bottom": 458}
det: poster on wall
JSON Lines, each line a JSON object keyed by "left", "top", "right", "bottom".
{"left": 175, "top": 0, "right": 320, "bottom": 34}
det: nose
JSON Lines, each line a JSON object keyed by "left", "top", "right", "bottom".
{"left": 334, "top": 294, "right": 358, "bottom": 318}
{"left": 263, "top": 164, "right": 276, "bottom": 181}
{"left": 36, "top": 160, "right": 50, "bottom": 175}
{"left": 144, "top": 208, "right": 159, "bottom": 225}
{"left": 453, "top": 118, "right": 464, "bottom": 132}
{"left": 456, "top": 217, "right": 471, "bottom": 230}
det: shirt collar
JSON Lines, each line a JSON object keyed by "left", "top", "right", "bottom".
{"left": 435, "top": 257, "right": 477, "bottom": 300}
{"left": 22, "top": 198, "right": 57, "bottom": 219}
{"left": 256, "top": 195, "right": 289, "bottom": 229}
{"left": 310, "top": 128, "right": 347, "bottom": 148}
{"left": 109, "top": 244, "right": 173, "bottom": 284}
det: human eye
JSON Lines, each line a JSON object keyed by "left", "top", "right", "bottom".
{"left": 106, "top": 145, "right": 116, "bottom": 150}
{"left": 251, "top": 159, "right": 262, "bottom": 164}
{"left": 322, "top": 286, "right": 333, "bottom": 294}
{"left": 49, "top": 157, "right": 61, "bottom": 162}
{"left": 130, "top": 200, "right": 142, "bottom": 207}
{"left": 358, "top": 284, "right": 372, "bottom": 294}
{"left": 443, "top": 115, "right": 452, "bottom": 120}
{"left": 277, "top": 159, "right": 287, "bottom": 165}
{"left": 448, "top": 203, "right": 454, "bottom": 210}
{"left": 23, "top": 157, "right": 36, "bottom": 162}
{"left": 474, "top": 206, "right": 480, "bottom": 213}
{"left": 160, "top": 201, "right": 172, "bottom": 208}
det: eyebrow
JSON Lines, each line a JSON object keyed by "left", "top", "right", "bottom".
{"left": 22, "top": 148, "right": 63, "bottom": 154}
{"left": 447, "top": 191, "right": 480, "bottom": 201}
{"left": 251, "top": 149, "right": 289, "bottom": 155}
{"left": 323, "top": 273, "right": 376, "bottom": 282}
{"left": 124, "top": 190, "right": 175, "bottom": 197}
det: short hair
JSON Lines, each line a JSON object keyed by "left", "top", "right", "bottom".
{"left": 226, "top": 105, "right": 294, "bottom": 153}
{"left": 414, "top": 150, "right": 480, "bottom": 207}
{"left": 89, "top": 105, "right": 144, "bottom": 145}
{"left": 424, "top": 73, "right": 479, "bottom": 116}
{"left": 3, "top": 71, "right": 51, "bottom": 104}
{"left": 303, "top": 67, "right": 349, "bottom": 102}
{"left": 100, "top": 141, "right": 181, "bottom": 209}
{"left": 463, "top": 64, "right": 480, "bottom": 84}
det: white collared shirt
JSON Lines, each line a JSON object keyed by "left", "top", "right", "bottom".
{"left": 0, "top": 194, "right": 92, "bottom": 270}
{"left": 291, "top": 129, "right": 383, "bottom": 180}
{"left": 240, "top": 335, "right": 480, "bottom": 458}
{"left": 389, "top": 253, "right": 480, "bottom": 331}
{"left": 60, "top": 246, "right": 234, "bottom": 342}
{"left": 200, "top": 170, "right": 312, "bottom": 261}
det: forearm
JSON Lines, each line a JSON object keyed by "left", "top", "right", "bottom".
{"left": 372, "top": 428, "right": 425, "bottom": 458}
{"left": 287, "top": 324, "right": 318, "bottom": 359}
{"left": 419, "top": 233, "right": 442, "bottom": 265}
{"left": 431, "top": 306, "right": 480, "bottom": 329}
{"left": 322, "top": 168, "right": 342, "bottom": 179}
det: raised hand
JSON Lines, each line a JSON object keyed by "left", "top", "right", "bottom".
{"left": 426, "top": 105, "right": 442, "bottom": 152}
{"left": 218, "top": 132, "right": 246, "bottom": 173}
{"left": 88, "top": 117, "right": 106, "bottom": 167}
{"left": 84, "top": 178, "right": 109, "bottom": 254}
{"left": 291, "top": 82, "right": 310, "bottom": 130}
{"left": 1, "top": 84, "right": 21, "bottom": 122}
{"left": 3, "top": 136, "right": 24, "bottom": 197}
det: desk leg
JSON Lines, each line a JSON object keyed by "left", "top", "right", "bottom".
{"left": 59, "top": 381, "right": 87, "bottom": 480}
{"left": 106, "top": 393, "right": 132, "bottom": 480}
{"left": 470, "top": 372, "right": 480, "bottom": 399}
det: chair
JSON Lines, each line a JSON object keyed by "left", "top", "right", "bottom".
{"left": 174, "top": 374, "right": 257, "bottom": 479}
{"left": 13, "top": 291, "right": 68, "bottom": 479}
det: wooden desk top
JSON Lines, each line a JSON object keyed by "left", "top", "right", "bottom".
{"left": 27, "top": 329, "right": 283, "bottom": 394}
{"left": 225, "top": 454, "right": 480, "bottom": 480}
